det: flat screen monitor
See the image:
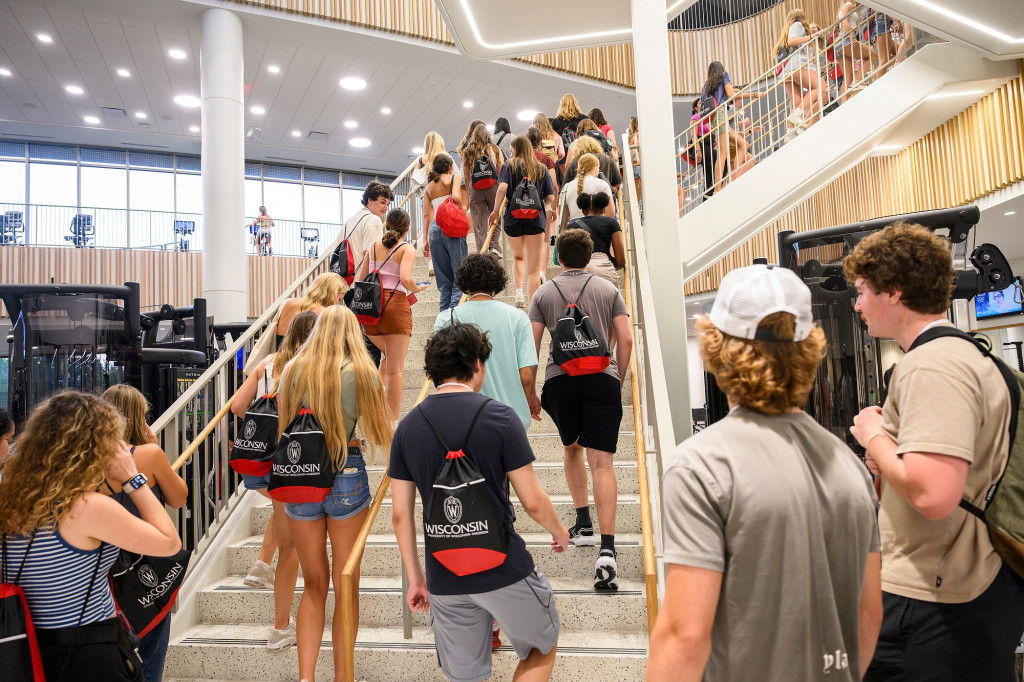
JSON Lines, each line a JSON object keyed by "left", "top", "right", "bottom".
{"left": 173, "top": 220, "right": 195, "bottom": 233}
{"left": 975, "top": 277, "right": 1023, "bottom": 320}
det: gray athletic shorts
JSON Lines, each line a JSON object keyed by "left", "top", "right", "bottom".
{"left": 430, "top": 569, "right": 560, "bottom": 682}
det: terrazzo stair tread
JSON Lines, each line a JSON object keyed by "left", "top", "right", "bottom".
{"left": 227, "top": 533, "right": 646, "bottom": 580}
{"left": 410, "top": 289, "right": 516, "bottom": 306}
{"left": 166, "top": 624, "right": 647, "bottom": 681}
{"left": 250, "top": 494, "right": 644, "bottom": 537}
{"left": 196, "top": 575, "right": 646, "bottom": 631}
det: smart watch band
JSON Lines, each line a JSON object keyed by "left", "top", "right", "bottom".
{"left": 121, "top": 473, "right": 148, "bottom": 494}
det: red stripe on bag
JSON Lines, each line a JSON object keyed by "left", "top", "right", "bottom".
{"left": 268, "top": 485, "right": 331, "bottom": 503}
{"left": 433, "top": 548, "right": 508, "bottom": 577}
{"left": 229, "top": 460, "right": 272, "bottom": 476}
{"left": 563, "top": 356, "right": 611, "bottom": 376}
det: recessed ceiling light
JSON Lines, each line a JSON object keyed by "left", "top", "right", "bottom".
{"left": 291, "top": 130, "right": 302, "bottom": 137}
{"left": 0, "top": 68, "right": 10, "bottom": 77}
{"left": 250, "top": 105, "right": 266, "bottom": 115}
{"left": 169, "top": 48, "right": 187, "bottom": 60}
{"left": 135, "top": 112, "right": 147, "bottom": 119}
{"left": 37, "top": 33, "right": 53, "bottom": 43}
{"left": 380, "top": 107, "right": 392, "bottom": 115}
{"left": 116, "top": 68, "right": 130, "bottom": 78}
{"left": 463, "top": 101, "right": 473, "bottom": 108}
{"left": 486, "top": 124, "right": 495, "bottom": 132}
{"left": 83, "top": 116, "right": 100, "bottom": 124}
{"left": 344, "top": 120, "right": 357, "bottom": 129}
{"left": 65, "top": 85, "right": 84, "bottom": 95}
{"left": 928, "top": 89, "right": 985, "bottom": 100}
{"left": 189, "top": 125, "right": 200, "bottom": 133}
{"left": 516, "top": 109, "right": 538, "bottom": 121}
{"left": 339, "top": 76, "right": 366, "bottom": 91}
{"left": 267, "top": 64, "right": 280, "bottom": 74}
{"left": 174, "top": 94, "right": 201, "bottom": 108}
{"left": 412, "top": 146, "right": 425, "bottom": 154}
{"left": 1007, "top": 211, "right": 1018, "bottom": 216}
{"left": 350, "top": 137, "right": 371, "bottom": 148}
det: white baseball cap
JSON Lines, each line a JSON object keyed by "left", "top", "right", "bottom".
{"left": 707, "top": 264, "right": 813, "bottom": 342}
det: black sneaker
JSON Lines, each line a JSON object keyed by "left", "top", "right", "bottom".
{"left": 594, "top": 548, "right": 619, "bottom": 591}
{"left": 568, "top": 521, "right": 597, "bottom": 546}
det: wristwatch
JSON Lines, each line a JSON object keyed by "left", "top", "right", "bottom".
{"left": 121, "top": 473, "right": 148, "bottom": 494}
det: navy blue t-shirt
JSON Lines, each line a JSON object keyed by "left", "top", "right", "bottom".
{"left": 498, "top": 161, "right": 555, "bottom": 231}
{"left": 388, "top": 392, "right": 536, "bottom": 595}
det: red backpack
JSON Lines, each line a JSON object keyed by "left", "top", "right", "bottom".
{"left": 434, "top": 177, "right": 470, "bottom": 238}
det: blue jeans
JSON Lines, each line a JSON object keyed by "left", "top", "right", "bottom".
{"left": 429, "top": 223, "right": 467, "bottom": 311}
{"left": 139, "top": 612, "right": 172, "bottom": 682}
{"left": 284, "top": 449, "right": 371, "bottom": 521}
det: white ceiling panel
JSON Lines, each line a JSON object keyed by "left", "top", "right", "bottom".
{"left": 872, "top": 0, "right": 1024, "bottom": 60}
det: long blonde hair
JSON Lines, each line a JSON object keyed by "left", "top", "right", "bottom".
{"left": 423, "top": 132, "right": 446, "bottom": 166}
{"left": 576, "top": 153, "right": 599, "bottom": 196}
{"left": 774, "top": 9, "right": 811, "bottom": 59}
{"left": 0, "top": 392, "right": 124, "bottom": 535}
{"left": 301, "top": 273, "right": 345, "bottom": 310}
{"left": 508, "top": 136, "right": 543, "bottom": 184}
{"left": 556, "top": 94, "right": 581, "bottom": 121}
{"left": 277, "top": 306, "right": 392, "bottom": 467}
{"left": 101, "top": 384, "right": 151, "bottom": 446}
{"left": 270, "top": 309, "right": 317, "bottom": 389}
{"left": 532, "top": 113, "right": 556, "bottom": 139}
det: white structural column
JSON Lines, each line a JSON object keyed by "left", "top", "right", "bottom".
{"left": 630, "top": 2, "right": 691, "bottom": 448}
{"left": 200, "top": 8, "right": 246, "bottom": 322}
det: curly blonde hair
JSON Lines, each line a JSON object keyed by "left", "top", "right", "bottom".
{"left": 0, "top": 391, "right": 124, "bottom": 535}
{"left": 301, "top": 273, "right": 346, "bottom": 310}
{"left": 697, "top": 313, "right": 826, "bottom": 415}
{"left": 569, "top": 135, "right": 603, "bottom": 159}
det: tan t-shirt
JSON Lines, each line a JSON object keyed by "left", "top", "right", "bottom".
{"left": 879, "top": 324, "right": 1011, "bottom": 603}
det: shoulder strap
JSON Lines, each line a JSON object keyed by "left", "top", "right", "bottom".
{"left": 2, "top": 531, "right": 37, "bottom": 585}
{"left": 418, "top": 398, "right": 491, "bottom": 453}
{"left": 375, "top": 242, "right": 401, "bottom": 272}
{"left": 906, "top": 325, "right": 1021, "bottom": 521}
{"left": 77, "top": 542, "right": 104, "bottom": 627}
{"left": 448, "top": 174, "right": 455, "bottom": 198}
{"left": 576, "top": 275, "right": 596, "bottom": 304}
{"left": 344, "top": 212, "right": 372, "bottom": 242}
{"left": 550, "top": 278, "right": 569, "bottom": 306}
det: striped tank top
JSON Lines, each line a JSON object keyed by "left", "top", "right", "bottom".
{"left": 1, "top": 529, "right": 119, "bottom": 629}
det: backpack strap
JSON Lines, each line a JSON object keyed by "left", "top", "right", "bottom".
{"left": 1, "top": 531, "right": 37, "bottom": 585}
{"left": 550, "top": 278, "right": 569, "bottom": 307}
{"left": 417, "top": 398, "right": 491, "bottom": 454}
{"left": 906, "top": 325, "right": 1021, "bottom": 521}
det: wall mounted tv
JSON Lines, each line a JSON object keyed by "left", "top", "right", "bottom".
{"left": 975, "top": 277, "right": 1023, "bottom": 320}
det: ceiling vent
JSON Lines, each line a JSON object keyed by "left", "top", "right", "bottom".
{"left": 245, "top": 126, "right": 264, "bottom": 141}
{"left": 306, "top": 131, "right": 328, "bottom": 143}
{"left": 4, "top": 132, "right": 54, "bottom": 139}
{"left": 267, "top": 156, "right": 307, "bottom": 163}
{"left": 101, "top": 107, "right": 127, "bottom": 119}
{"left": 122, "top": 142, "right": 170, "bottom": 149}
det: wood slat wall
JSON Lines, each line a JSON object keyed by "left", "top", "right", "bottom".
{"left": 0, "top": 248, "right": 315, "bottom": 319}
{"left": 684, "top": 70, "right": 1024, "bottom": 294}
{"left": 229, "top": 0, "right": 837, "bottom": 94}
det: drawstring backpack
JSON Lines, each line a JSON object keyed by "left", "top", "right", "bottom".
{"left": 0, "top": 534, "right": 45, "bottom": 681}
{"left": 471, "top": 154, "right": 498, "bottom": 190}
{"left": 348, "top": 244, "right": 401, "bottom": 326}
{"left": 510, "top": 176, "right": 543, "bottom": 220}
{"left": 230, "top": 365, "right": 279, "bottom": 476}
{"left": 551, "top": 276, "right": 611, "bottom": 376}
{"left": 330, "top": 213, "right": 371, "bottom": 285}
{"left": 269, "top": 397, "right": 358, "bottom": 504}
{"left": 419, "top": 399, "right": 508, "bottom": 576}
{"left": 435, "top": 176, "right": 470, "bottom": 238}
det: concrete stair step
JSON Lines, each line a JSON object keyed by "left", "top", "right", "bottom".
{"left": 400, "top": 385, "right": 633, "bottom": 411}
{"left": 166, "top": 624, "right": 647, "bottom": 681}
{"left": 395, "top": 405, "right": 635, "bottom": 441}
{"left": 227, "top": 533, "right": 645, "bottom": 580}
{"left": 197, "top": 575, "right": 646, "bottom": 632}
{"left": 399, "top": 364, "right": 632, "bottom": 394}
{"left": 251, "top": 489, "right": 643, "bottom": 537}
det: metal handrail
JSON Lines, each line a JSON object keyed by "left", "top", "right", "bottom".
{"left": 152, "top": 160, "right": 419, "bottom": 565}
{"left": 675, "top": 11, "right": 935, "bottom": 212}
{"left": 338, "top": 203, "right": 504, "bottom": 682}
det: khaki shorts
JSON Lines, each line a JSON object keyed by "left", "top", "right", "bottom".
{"left": 586, "top": 252, "right": 620, "bottom": 288}
{"left": 429, "top": 569, "right": 560, "bottom": 682}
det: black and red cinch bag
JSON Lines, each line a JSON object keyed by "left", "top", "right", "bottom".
{"left": 551, "top": 276, "right": 611, "bottom": 376}
{"left": 230, "top": 367, "right": 279, "bottom": 476}
{"left": 509, "top": 176, "right": 542, "bottom": 220}
{"left": 268, "top": 408, "right": 335, "bottom": 503}
{"left": 418, "top": 399, "right": 508, "bottom": 577}
{"left": 348, "top": 245, "right": 399, "bottom": 325}
{"left": 330, "top": 213, "right": 370, "bottom": 285}
{"left": 471, "top": 155, "right": 498, "bottom": 190}
{"left": 0, "top": 535, "right": 45, "bottom": 681}
{"left": 110, "top": 547, "right": 192, "bottom": 638}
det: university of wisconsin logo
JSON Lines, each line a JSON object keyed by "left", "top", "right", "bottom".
{"left": 243, "top": 419, "right": 257, "bottom": 440}
{"left": 287, "top": 440, "right": 302, "bottom": 464}
{"left": 574, "top": 327, "right": 583, "bottom": 343}
{"left": 354, "top": 286, "right": 363, "bottom": 301}
{"left": 138, "top": 563, "right": 159, "bottom": 589}
{"left": 443, "top": 496, "right": 462, "bottom": 524}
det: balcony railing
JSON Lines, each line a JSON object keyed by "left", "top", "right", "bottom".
{"left": 0, "top": 202, "right": 367, "bottom": 258}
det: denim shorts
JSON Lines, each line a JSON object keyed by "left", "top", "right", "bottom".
{"left": 284, "top": 448, "right": 370, "bottom": 521}
{"left": 242, "top": 472, "right": 271, "bottom": 491}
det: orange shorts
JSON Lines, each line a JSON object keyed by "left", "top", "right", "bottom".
{"left": 363, "top": 290, "right": 413, "bottom": 336}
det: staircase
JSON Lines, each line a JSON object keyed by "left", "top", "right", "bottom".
{"left": 164, "top": 251, "right": 649, "bottom": 681}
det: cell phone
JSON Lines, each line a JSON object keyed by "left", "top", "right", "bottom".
{"left": 416, "top": 281, "right": 431, "bottom": 287}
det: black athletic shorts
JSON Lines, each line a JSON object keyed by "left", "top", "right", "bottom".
{"left": 503, "top": 219, "right": 545, "bottom": 238}
{"left": 540, "top": 372, "right": 623, "bottom": 453}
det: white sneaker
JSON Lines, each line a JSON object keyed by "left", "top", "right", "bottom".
{"left": 515, "top": 291, "right": 525, "bottom": 308}
{"left": 266, "top": 619, "right": 296, "bottom": 651}
{"left": 594, "top": 548, "right": 619, "bottom": 591}
{"left": 782, "top": 127, "right": 801, "bottom": 145}
{"left": 786, "top": 109, "right": 805, "bottom": 127}
{"left": 243, "top": 560, "right": 275, "bottom": 589}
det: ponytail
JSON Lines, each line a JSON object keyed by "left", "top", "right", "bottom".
{"left": 428, "top": 154, "right": 453, "bottom": 184}
{"left": 381, "top": 208, "right": 410, "bottom": 248}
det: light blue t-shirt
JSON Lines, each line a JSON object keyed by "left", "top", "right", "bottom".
{"left": 433, "top": 300, "right": 538, "bottom": 429}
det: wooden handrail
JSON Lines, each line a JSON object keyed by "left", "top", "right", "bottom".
{"left": 617, "top": 190, "right": 659, "bottom": 633}
{"left": 338, "top": 202, "right": 504, "bottom": 682}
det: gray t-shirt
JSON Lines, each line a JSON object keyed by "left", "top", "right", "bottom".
{"left": 662, "top": 407, "right": 880, "bottom": 682}
{"left": 528, "top": 269, "right": 628, "bottom": 382}
{"left": 785, "top": 22, "right": 810, "bottom": 71}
